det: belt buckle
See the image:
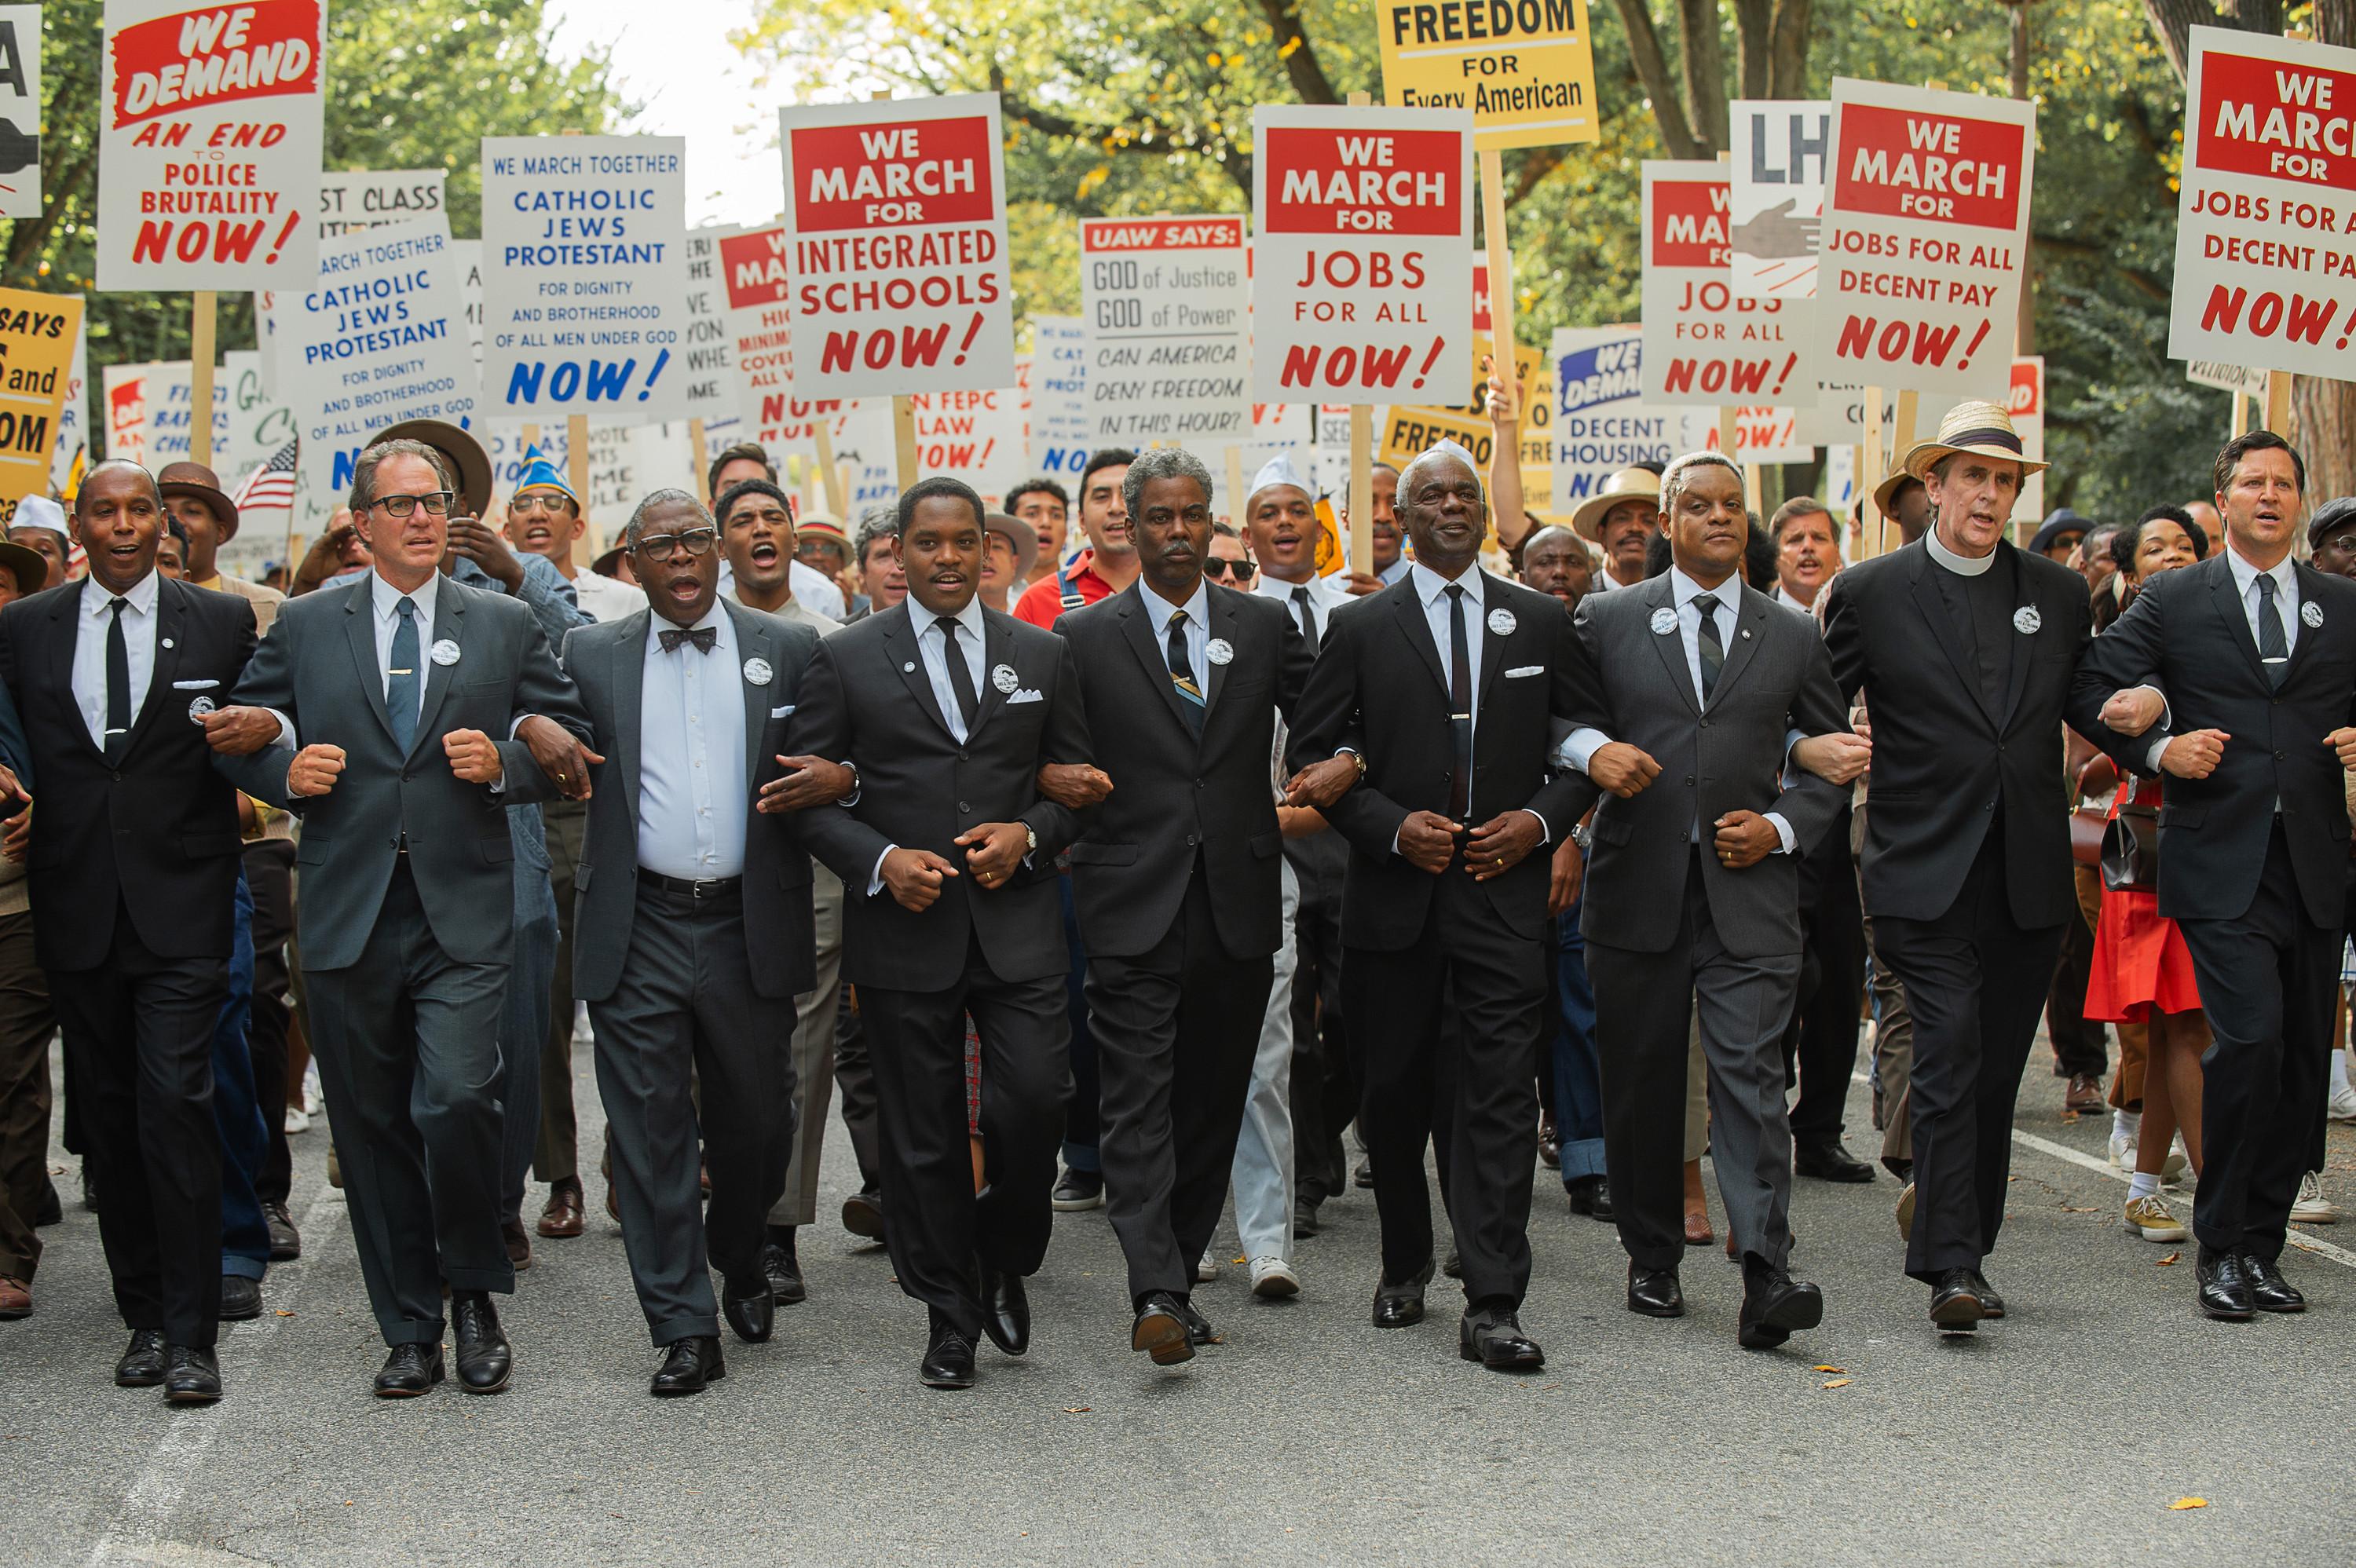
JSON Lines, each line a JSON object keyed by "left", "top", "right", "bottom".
{"left": 690, "top": 878, "right": 719, "bottom": 899}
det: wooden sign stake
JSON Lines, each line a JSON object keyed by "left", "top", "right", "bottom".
{"left": 813, "top": 418, "right": 848, "bottom": 517}
{"left": 566, "top": 412, "right": 591, "bottom": 517}
{"left": 1860, "top": 387, "right": 1886, "bottom": 558}
{"left": 1224, "top": 444, "right": 1246, "bottom": 528}
{"left": 189, "top": 291, "right": 218, "bottom": 469}
{"left": 2230, "top": 390, "right": 2251, "bottom": 439}
{"left": 2263, "top": 370, "right": 2292, "bottom": 435}
{"left": 689, "top": 416, "right": 710, "bottom": 502}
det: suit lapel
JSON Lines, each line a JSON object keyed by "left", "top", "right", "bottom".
{"left": 729, "top": 604, "right": 771, "bottom": 793}
{"left": 1392, "top": 580, "right": 1449, "bottom": 699}
{"left": 1996, "top": 546, "right": 2036, "bottom": 730}
{"left": 1641, "top": 575, "right": 1701, "bottom": 717}
{"left": 964, "top": 610, "right": 1015, "bottom": 739}
{"left": 1705, "top": 584, "right": 1769, "bottom": 707}
{"left": 1476, "top": 572, "right": 1514, "bottom": 710}
{"left": 1118, "top": 584, "right": 1198, "bottom": 738}
{"left": 405, "top": 576, "right": 466, "bottom": 762}
{"left": 610, "top": 609, "right": 648, "bottom": 820}
{"left": 2205, "top": 554, "right": 2267, "bottom": 684}
{"left": 880, "top": 606, "right": 957, "bottom": 742}
{"left": 1203, "top": 583, "right": 1242, "bottom": 719}
{"left": 2287, "top": 561, "right": 2329, "bottom": 684}
{"left": 341, "top": 576, "right": 398, "bottom": 748}
{"left": 1905, "top": 543, "right": 1999, "bottom": 729}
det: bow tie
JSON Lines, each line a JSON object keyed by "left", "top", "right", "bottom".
{"left": 659, "top": 626, "right": 717, "bottom": 654}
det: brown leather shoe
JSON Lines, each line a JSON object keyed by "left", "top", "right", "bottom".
{"left": 1684, "top": 1208, "right": 1715, "bottom": 1247}
{"left": 2064, "top": 1073, "right": 2105, "bottom": 1115}
{"left": 536, "top": 1177, "right": 585, "bottom": 1239}
{"left": 0, "top": 1275, "right": 28, "bottom": 1318}
{"left": 502, "top": 1219, "right": 533, "bottom": 1271}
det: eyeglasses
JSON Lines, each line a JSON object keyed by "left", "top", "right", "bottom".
{"left": 368, "top": 492, "right": 452, "bottom": 519}
{"left": 1203, "top": 558, "right": 1257, "bottom": 582}
{"left": 635, "top": 528, "right": 719, "bottom": 559}
{"left": 509, "top": 493, "right": 576, "bottom": 516}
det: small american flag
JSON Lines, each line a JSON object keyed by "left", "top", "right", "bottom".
{"left": 232, "top": 439, "right": 298, "bottom": 513}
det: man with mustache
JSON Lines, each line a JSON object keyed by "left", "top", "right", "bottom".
{"left": 1770, "top": 498, "right": 1840, "bottom": 614}
{"left": 1571, "top": 468, "right": 1663, "bottom": 595}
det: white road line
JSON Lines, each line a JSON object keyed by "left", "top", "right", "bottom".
{"left": 85, "top": 1181, "right": 347, "bottom": 1568}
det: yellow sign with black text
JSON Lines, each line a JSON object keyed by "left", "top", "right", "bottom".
{"left": 1379, "top": 334, "right": 1542, "bottom": 473}
{"left": 0, "top": 288, "right": 84, "bottom": 521}
{"left": 1376, "top": 0, "right": 1601, "bottom": 151}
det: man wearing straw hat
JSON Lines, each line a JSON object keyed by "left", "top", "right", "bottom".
{"left": 1570, "top": 468, "right": 1663, "bottom": 595}
{"left": 1821, "top": 398, "right": 2089, "bottom": 1335}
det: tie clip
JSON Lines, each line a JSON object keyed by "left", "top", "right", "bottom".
{"left": 1451, "top": 711, "right": 1472, "bottom": 720}
{"left": 389, "top": 667, "right": 413, "bottom": 675}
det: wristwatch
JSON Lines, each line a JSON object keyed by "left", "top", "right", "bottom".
{"left": 1570, "top": 824, "right": 1593, "bottom": 851}
{"left": 1024, "top": 824, "right": 1038, "bottom": 855}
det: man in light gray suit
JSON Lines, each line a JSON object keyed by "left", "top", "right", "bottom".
{"left": 210, "top": 438, "right": 594, "bottom": 1399}
{"left": 1557, "top": 451, "right": 1861, "bottom": 1351}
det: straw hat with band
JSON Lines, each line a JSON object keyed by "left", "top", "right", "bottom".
{"left": 982, "top": 511, "right": 1041, "bottom": 583}
{"left": 364, "top": 418, "right": 495, "bottom": 520}
{"left": 1870, "top": 466, "right": 1924, "bottom": 521}
{"left": 1900, "top": 399, "right": 2050, "bottom": 484}
{"left": 1571, "top": 467, "right": 1662, "bottom": 543}
{"left": 156, "top": 461, "right": 240, "bottom": 539}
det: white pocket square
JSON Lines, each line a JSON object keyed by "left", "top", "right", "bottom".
{"left": 173, "top": 678, "right": 221, "bottom": 690}
{"left": 1006, "top": 688, "right": 1044, "bottom": 705}
{"left": 769, "top": 704, "right": 796, "bottom": 718}
{"left": 1505, "top": 665, "right": 1543, "bottom": 678}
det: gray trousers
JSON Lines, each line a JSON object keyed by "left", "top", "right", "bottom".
{"left": 1589, "top": 854, "right": 1802, "bottom": 1274}
{"left": 770, "top": 864, "right": 845, "bottom": 1227}
{"left": 589, "top": 880, "right": 794, "bottom": 1345}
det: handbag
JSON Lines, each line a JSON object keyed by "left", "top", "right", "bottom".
{"left": 2100, "top": 802, "right": 2160, "bottom": 894}
{"left": 2069, "top": 749, "right": 2120, "bottom": 870}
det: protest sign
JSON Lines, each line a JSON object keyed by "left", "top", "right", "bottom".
{"left": 681, "top": 225, "right": 736, "bottom": 424}
{"left": 1548, "top": 325, "right": 1677, "bottom": 514}
{"left": 1378, "top": 253, "right": 1537, "bottom": 469}
{"left": 0, "top": 7, "right": 40, "bottom": 220}
{"left": 717, "top": 221, "right": 798, "bottom": 441}
{"left": 1374, "top": 0, "right": 1598, "bottom": 152}
{"left": 98, "top": 356, "right": 283, "bottom": 471}
{"left": 905, "top": 387, "right": 1022, "bottom": 503}
{"left": 1674, "top": 406, "right": 1812, "bottom": 464}
{"left": 2167, "top": 27, "right": 2356, "bottom": 378}
{"left": 1251, "top": 104, "right": 1476, "bottom": 405}
{"left": 278, "top": 216, "right": 474, "bottom": 517}
{"left": 1816, "top": 79, "right": 2034, "bottom": 397}
{"left": 1641, "top": 161, "right": 1815, "bottom": 406}
{"left": 775, "top": 93, "right": 1015, "bottom": 398}
{"left": 49, "top": 299, "right": 89, "bottom": 496}
{"left": 1026, "top": 314, "right": 1091, "bottom": 478}
{"left": 1518, "top": 360, "right": 1558, "bottom": 521}
{"left": 480, "top": 134, "right": 690, "bottom": 422}
{"left": 96, "top": 0, "right": 327, "bottom": 290}
{"left": 2010, "top": 355, "right": 2045, "bottom": 521}
{"left": 0, "top": 288, "right": 80, "bottom": 520}
{"left": 260, "top": 170, "right": 452, "bottom": 396}
{"left": 1729, "top": 101, "right": 1830, "bottom": 298}
{"left": 2186, "top": 358, "right": 2270, "bottom": 395}
{"left": 1187, "top": 400, "right": 1314, "bottom": 516}
{"left": 1079, "top": 215, "right": 1251, "bottom": 445}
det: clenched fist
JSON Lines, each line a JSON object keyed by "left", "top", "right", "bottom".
{"left": 288, "top": 744, "right": 346, "bottom": 798}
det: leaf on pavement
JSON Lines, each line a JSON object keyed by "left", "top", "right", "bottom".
{"left": 2169, "top": 1497, "right": 2208, "bottom": 1511}
{"left": 1820, "top": 1378, "right": 1852, "bottom": 1389}
{"left": 1813, "top": 1365, "right": 1845, "bottom": 1373}
{"left": 2157, "top": 1251, "right": 2182, "bottom": 1266}
{"left": 1063, "top": 1406, "right": 1092, "bottom": 1414}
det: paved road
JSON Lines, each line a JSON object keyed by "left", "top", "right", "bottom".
{"left": 6, "top": 1029, "right": 2353, "bottom": 1567}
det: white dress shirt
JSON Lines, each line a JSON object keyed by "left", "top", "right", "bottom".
{"left": 368, "top": 570, "right": 441, "bottom": 720}
{"left": 1773, "top": 583, "right": 1816, "bottom": 615}
{"left": 792, "top": 558, "right": 847, "bottom": 620}
{"left": 1377, "top": 556, "right": 1412, "bottom": 587}
{"left": 1138, "top": 576, "right": 1209, "bottom": 687}
{"left": 2140, "top": 544, "right": 2300, "bottom": 778}
{"left": 869, "top": 595, "right": 993, "bottom": 895}
{"left": 1593, "top": 563, "right": 1641, "bottom": 593}
{"left": 570, "top": 567, "right": 648, "bottom": 623}
{"left": 1253, "top": 569, "right": 1342, "bottom": 645}
{"left": 1401, "top": 559, "right": 1549, "bottom": 848}
{"left": 637, "top": 607, "right": 748, "bottom": 880}
{"left": 73, "top": 570, "right": 160, "bottom": 751}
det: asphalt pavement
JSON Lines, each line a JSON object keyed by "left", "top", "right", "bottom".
{"left": 6, "top": 1026, "right": 2353, "bottom": 1566}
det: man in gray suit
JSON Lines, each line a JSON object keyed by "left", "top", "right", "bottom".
{"left": 210, "top": 438, "right": 593, "bottom": 1398}
{"left": 1558, "top": 451, "right": 1857, "bottom": 1350}
{"left": 562, "top": 489, "right": 840, "bottom": 1397}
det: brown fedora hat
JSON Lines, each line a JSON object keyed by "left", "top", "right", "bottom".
{"left": 156, "top": 461, "right": 240, "bottom": 540}
{"left": 364, "top": 418, "right": 493, "bottom": 519}
{"left": 0, "top": 536, "right": 49, "bottom": 594}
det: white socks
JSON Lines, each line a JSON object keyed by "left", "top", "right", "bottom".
{"left": 2127, "top": 1171, "right": 2160, "bottom": 1202}
{"left": 2113, "top": 1108, "right": 2141, "bottom": 1142}
{"left": 2332, "top": 1048, "right": 2352, "bottom": 1098}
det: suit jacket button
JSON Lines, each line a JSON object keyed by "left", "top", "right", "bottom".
{"left": 1187, "top": 833, "right": 1198, "bottom": 846}
{"left": 1684, "top": 776, "right": 1694, "bottom": 786}
{"left": 1699, "top": 718, "right": 1711, "bottom": 729}
{"left": 2276, "top": 750, "right": 2287, "bottom": 760}
{"left": 958, "top": 801, "right": 971, "bottom": 813}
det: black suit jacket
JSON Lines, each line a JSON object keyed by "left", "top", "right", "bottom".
{"left": 561, "top": 602, "right": 821, "bottom": 1001}
{"left": 784, "top": 600, "right": 1092, "bottom": 992}
{"left": 2067, "top": 551, "right": 2356, "bottom": 927}
{"left": 0, "top": 576, "right": 257, "bottom": 970}
{"left": 1286, "top": 570, "right": 1594, "bottom": 952}
{"left": 1055, "top": 579, "right": 1313, "bottom": 959}
{"left": 1821, "top": 536, "right": 2091, "bottom": 927}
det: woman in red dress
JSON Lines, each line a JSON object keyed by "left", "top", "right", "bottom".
{"left": 2083, "top": 510, "right": 2208, "bottom": 1243}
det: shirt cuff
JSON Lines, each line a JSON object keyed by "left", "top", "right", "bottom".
{"left": 2144, "top": 733, "right": 2173, "bottom": 774}
{"left": 869, "top": 845, "right": 894, "bottom": 897}
{"left": 1765, "top": 812, "right": 1795, "bottom": 854}
{"left": 266, "top": 709, "right": 297, "bottom": 750}
{"left": 1518, "top": 807, "right": 1552, "bottom": 846}
{"left": 1559, "top": 726, "right": 1612, "bottom": 773}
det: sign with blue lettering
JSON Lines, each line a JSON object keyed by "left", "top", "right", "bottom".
{"left": 1548, "top": 325, "right": 1677, "bottom": 516}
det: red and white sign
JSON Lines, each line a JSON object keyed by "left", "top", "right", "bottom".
{"left": 1250, "top": 104, "right": 1475, "bottom": 406}
{"left": 97, "top": 0, "right": 327, "bottom": 290}
{"left": 1079, "top": 215, "right": 1251, "bottom": 444}
{"left": 1816, "top": 78, "right": 2034, "bottom": 398}
{"left": 2168, "top": 28, "right": 2356, "bottom": 378}
{"left": 1639, "top": 160, "right": 1816, "bottom": 407}
{"left": 905, "top": 386, "right": 1023, "bottom": 503}
{"left": 716, "top": 221, "right": 828, "bottom": 448}
{"left": 776, "top": 93, "right": 1014, "bottom": 398}
{"left": 2010, "top": 355, "right": 2046, "bottom": 521}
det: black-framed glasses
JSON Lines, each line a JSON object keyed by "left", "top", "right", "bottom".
{"left": 1204, "top": 558, "right": 1257, "bottom": 582}
{"left": 368, "top": 492, "right": 452, "bottom": 519}
{"left": 635, "top": 528, "right": 719, "bottom": 559}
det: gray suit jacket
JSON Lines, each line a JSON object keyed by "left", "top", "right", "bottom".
{"left": 1569, "top": 573, "right": 1849, "bottom": 958}
{"left": 561, "top": 601, "right": 820, "bottom": 1002}
{"left": 218, "top": 572, "right": 591, "bottom": 970}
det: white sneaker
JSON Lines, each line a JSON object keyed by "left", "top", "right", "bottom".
{"left": 2329, "top": 1082, "right": 2356, "bottom": 1123}
{"left": 301, "top": 1062, "right": 323, "bottom": 1117}
{"left": 1196, "top": 1248, "right": 1221, "bottom": 1283}
{"left": 1249, "top": 1255, "right": 1300, "bottom": 1298}
{"left": 2162, "top": 1136, "right": 2189, "bottom": 1185}
{"left": 2292, "top": 1171, "right": 2341, "bottom": 1225}
{"left": 2107, "top": 1130, "right": 2135, "bottom": 1170}
{"left": 284, "top": 1106, "right": 310, "bottom": 1135}
{"left": 2123, "top": 1193, "right": 2187, "bottom": 1241}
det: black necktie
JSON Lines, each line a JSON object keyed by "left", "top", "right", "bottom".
{"left": 103, "top": 598, "right": 130, "bottom": 762}
{"left": 2257, "top": 573, "right": 2288, "bottom": 692}
{"left": 938, "top": 618, "right": 980, "bottom": 729}
{"left": 387, "top": 596, "right": 420, "bottom": 755}
{"left": 1167, "top": 609, "right": 1205, "bottom": 740}
{"left": 659, "top": 626, "right": 717, "bottom": 654}
{"left": 1290, "top": 585, "right": 1319, "bottom": 653}
{"left": 1694, "top": 592, "right": 1725, "bottom": 704}
{"left": 1446, "top": 583, "right": 1472, "bottom": 821}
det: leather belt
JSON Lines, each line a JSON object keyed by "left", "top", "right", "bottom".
{"left": 642, "top": 871, "right": 742, "bottom": 899}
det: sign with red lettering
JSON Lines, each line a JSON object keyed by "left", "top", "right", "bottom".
{"left": 776, "top": 93, "right": 1013, "bottom": 398}
{"left": 1079, "top": 215, "right": 1250, "bottom": 444}
{"left": 2168, "top": 27, "right": 2356, "bottom": 378}
{"left": 1816, "top": 78, "right": 2033, "bottom": 398}
{"left": 97, "top": 0, "right": 327, "bottom": 290}
{"left": 1639, "top": 161, "right": 1815, "bottom": 407}
{"left": 718, "top": 221, "right": 807, "bottom": 445}
{"left": 2010, "top": 355, "right": 2046, "bottom": 521}
{"left": 1251, "top": 104, "right": 1474, "bottom": 406}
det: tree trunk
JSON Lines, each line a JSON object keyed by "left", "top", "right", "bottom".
{"left": 1608, "top": 0, "right": 1707, "bottom": 159}
{"left": 1732, "top": 0, "right": 1772, "bottom": 99}
{"left": 1766, "top": 0, "right": 1812, "bottom": 98}
{"left": 2293, "top": 379, "right": 2356, "bottom": 501}
{"left": 1674, "top": 0, "right": 1731, "bottom": 152}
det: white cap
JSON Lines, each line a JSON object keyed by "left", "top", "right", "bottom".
{"left": 12, "top": 495, "right": 66, "bottom": 535}
{"left": 1415, "top": 437, "right": 1479, "bottom": 472}
{"left": 1247, "top": 451, "right": 1311, "bottom": 505}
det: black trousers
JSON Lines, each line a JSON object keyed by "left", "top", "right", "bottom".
{"left": 1345, "top": 872, "right": 1543, "bottom": 1308}
{"left": 50, "top": 901, "right": 229, "bottom": 1347}
{"left": 831, "top": 981, "right": 884, "bottom": 1196}
{"left": 1873, "top": 823, "right": 2062, "bottom": 1282}
{"left": 2044, "top": 894, "right": 2109, "bottom": 1080}
{"left": 2177, "top": 821, "right": 2336, "bottom": 1261}
{"left": 1783, "top": 810, "right": 1868, "bottom": 1149}
{"left": 242, "top": 837, "right": 297, "bottom": 1207}
{"left": 1087, "top": 862, "right": 1271, "bottom": 1304}
{"left": 861, "top": 931, "right": 1070, "bottom": 1340}
{"left": 590, "top": 881, "right": 792, "bottom": 1344}
{"left": 1287, "top": 851, "right": 1355, "bottom": 1204}
{"left": 0, "top": 912, "right": 54, "bottom": 1285}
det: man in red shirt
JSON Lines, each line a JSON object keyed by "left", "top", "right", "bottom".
{"left": 1015, "top": 449, "right": 1136, "bottom": 627}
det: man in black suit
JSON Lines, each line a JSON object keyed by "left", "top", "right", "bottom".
{"left": 1287, "top": 443, "right": 1594, "bottom": 1372}
{"left": 1821, "top": 400, "right": 2091, "bottom": 1333}
{"left": 2069, "top": 431, "right": 2356, "bottom": 1320}
{"left": 0, "top": 460, "right": 255, "bottom": 1403}
{"left": 783, "top": 476, "right": 1091, "bottom": 1389}
{"left": 210, "top": 438, "right": 594, "bottom": 1398}
{"left": 1046, "top": 448, "right": 1313, "bottom": 1363}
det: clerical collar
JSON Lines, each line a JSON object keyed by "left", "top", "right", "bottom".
{"left": 1925, "top": 524, "right": 1996, "bottom": 578}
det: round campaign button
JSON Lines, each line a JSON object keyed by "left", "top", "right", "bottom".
{"left": 991, "top": 663, "right": 1019, "bottom": 693}
{"left": 741, "top": 656, "right": 774, "bottom": 686}
{"left": 2012, "top": 606, "right": 2041, "bottom": 635}
{"left": 1649, "top": 607, "right": 1678, "bottom": 636}
{"left": 430, "top": 638, "right": 462, "bottom": 666}
{"left": 1205, "top": 638, "right": 1235, "bottom": 666}
{"left": 1487, "top": 608, "right": 1517, "bottom": 637}
{"left": 2303, "top": 601, "right": 2325, "bottom": 629}
{"left": 187, "top": 695, "right": 216, "bottom": 724}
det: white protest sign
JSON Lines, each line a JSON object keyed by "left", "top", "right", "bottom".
{"left": 51, "top": 300, "right": 90, "bottom": 494}
{"left": 0, "top": 7, "right": 41, "bottom": 220}
{"left": 2010, "top": 355, "right": 2045, "bottom": 521}
{"left": 1674, "top": 407, "right": 1813, "bottom": 464}
{"left": 1079, "top": 214, "right": 1251, "bottom": 445}
{"left": 1641, "top": 160, "right": 1816, "bottom": 407}
{"left": 451, "top": 237, "right": 484, "bottom": 378}
{"left": 2168, "top": 28, "right": 2356, "bottom": 378}
{"left": 1026, "top": 314, "right": 1091, "bottom": 479}
{"left": 1817, "top": 79, "right": 2034, "bottom": 397}
{"left": 1188, "top": 401, "right": 1314, "bottom": 516}
{"left": 680, "top": 225, "right": 737, "bottom": 423}
{"left": 1729, "top": 101, "right": 1829, "bottom": 298}
{"left": 96, "top": 0, "right": 326, "bottom": 290}
{"left": 2186, "top": 359, "right": 2270, "bottom": 395}
{"left": 905, "top": 388, "right": 1023, "bottom": 503}
{"left": 1548, "top": 325, "right": 1678, "bottom": 514}
{"left": 716, "top": 221, "right": 799, "bottom": 442}
{"left": 1251, "top": 104, "right": 1475, "bottom": 406}
{"left": 480, "top": 134, "right": 690, "bottom": 422}
{"left": 261, "top": 171, "right": 453, "bottom": 397}
{"left": 776, "top": 93, "right": 1015, "bottom": 398}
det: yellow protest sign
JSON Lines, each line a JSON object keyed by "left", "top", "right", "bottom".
{"left": 1379, "top": 333, "right": 1542, "bottom": 473}
{"left": 0, "top": 289, "right": 83, "bottom": 521}
{"left": 1375, "top": 0, "right": 1601, "bottom": 152}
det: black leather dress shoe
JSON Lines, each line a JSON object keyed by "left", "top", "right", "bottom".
{"left": 977, "top": 1262, "right": 1030, "bottom": 1355}
{"left": 164, "top": 1345, "right": 222, "bottom": 1404}
{"left": 1458, "top": 1307, "right": 1545, "bottom": 1370}
{"left": 263, "top": 1201, "right": 301, "bottom": 1261}
{"left": 1353, "top": 1159, "right": 1375, "bottom": 1189}
{"left": 651, "top": 1336, "right": 726, "bottom": 1396}
{"left": 723, "top": 1276, "right": 775, "bottom": 1344}
{"left": 920, "top": 1325, "right": 976, "bottom": 1388}
{"left": 2242, "top": 1253, "right": 2306, "bottom": 1314}
{"left": 115, "top": 1328, "right": 168, "bottom": 1387}
{"left": 763, "top": 1235, "right": 807, "bottom": 1305}
{"left": 451, "top": 1293, "right": 512, "bottom": 1393}
{"left": 1294, "top": 1197, "right": 1321, "bottom": 1237}
{"left": 34, "top": 1177, "right": 61, "bottom": 1227}
{"left": 1737, "top": 1267, "right": 1825, "bottom": 1350}
{"left": 1566, "top": 1175, "right": 1614, "bottom": 1220}
{"left": 220, "top": 1274, "right": 262, "bottom": 1320}
{"left": 1929, "top": 1267, "right": 1986, "bottom": 1332}
{"left": 840, "top": 1189, "right": 886, "bottom": 1241}
{"left": 1441, "top": 1247, "right": 1462, "bottom": 1278}
{"left": 1371, "top": 1261, "right": 1433, "bottom": 1328}
{"left": 1968, "top": 1270, "right": 2005, "bottom": 1319}
{"left": 1626, "top": 1264, "right": 1684, "bottom": 1318}
{"left": 2196, "top": 1250, "right": 2255, "bottom": 1320}
{"left": 374, "top": 1342, "right": 445, "bottom": 1398}
{"left": 1794, "top": 1140, "right": 1876, "bottom": 1183}
{"left": 1132, "top": 1292, "right": 1193, "bottom": 1365}
{"left": 1173, "top": 1294, "right": 1219, "bottom": 1347}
